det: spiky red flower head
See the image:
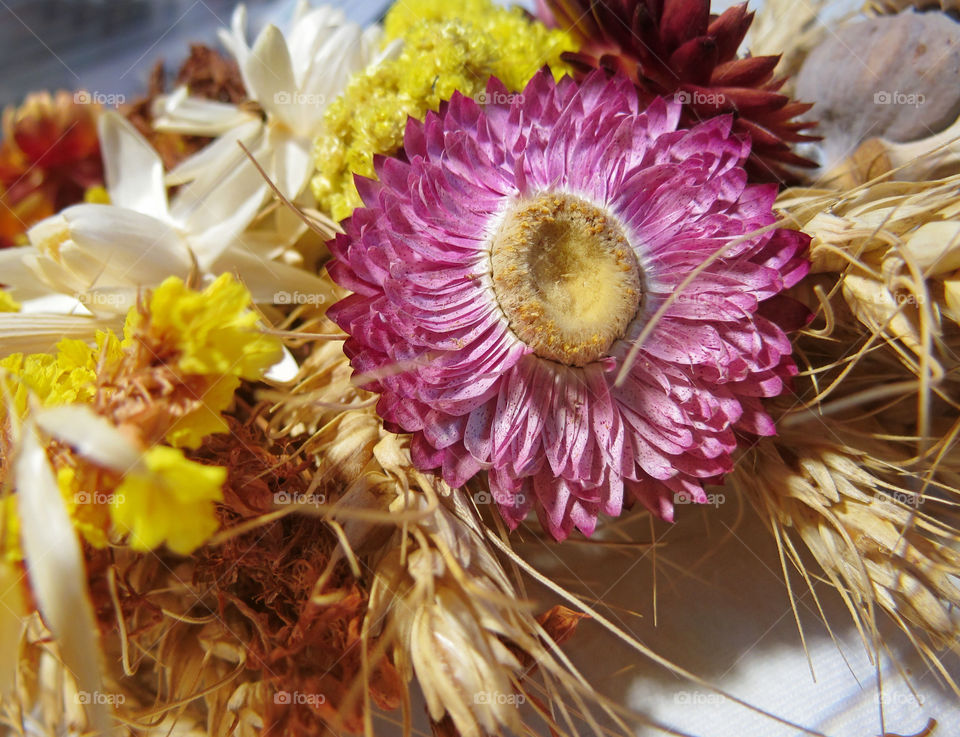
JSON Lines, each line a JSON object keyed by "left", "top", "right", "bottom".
{"left": 541, "top": 0, "right": 818, "bottom": 183}
{"left": 328, "top": 70, "right": 810, "bottom": 540}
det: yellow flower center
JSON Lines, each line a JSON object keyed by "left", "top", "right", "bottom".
{"left": 489, "top": 192, "right": 643, "bottom": 366}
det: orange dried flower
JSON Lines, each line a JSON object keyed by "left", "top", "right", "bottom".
{"left": 0, "top": 91, "right": 103, "bottom": 247}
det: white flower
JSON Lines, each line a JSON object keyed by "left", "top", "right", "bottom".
{"left": 0, "top": 111, "right": 325, "bottom": 379}
{"left": 153, "top": 1, "right": 382, "bottom": 202}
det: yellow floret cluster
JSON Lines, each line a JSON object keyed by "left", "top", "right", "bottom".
{"left": 312, "top": 0, "right": 575, "bottom": 221}
{"left": 127, "top": 273, "right": 282, "bottom": 380}
{"left": 1, "top": 274, "right": 281, "bottom": 557}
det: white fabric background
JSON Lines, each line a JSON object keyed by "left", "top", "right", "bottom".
{"left": 524, "top": 500, "right": 960, "bottom": 737}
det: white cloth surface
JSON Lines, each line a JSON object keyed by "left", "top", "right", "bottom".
{"left": 517, "top": 499, "right": 959, "bottom": 737}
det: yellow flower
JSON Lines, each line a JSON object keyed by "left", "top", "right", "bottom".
{"left": 56, "top": 466, "right": 111, "bottom": 549}
{"left": 1, "top": 338, "right": 97, "bottom": 417}
{"left": 0, "top": 290, "right": 20, "bottom": 313}
{"left": 382, "top": 0, "right": 573, "bottom": 91}
{"left": 312, "top": 0, "right": 574, "bottom": 220}
{"left": 125, "top": 274, "right": 283, "bottom": 380}
{"left": 164, "top": 375, "right": 241, "bottom": 449}
{"left": 121, "top": 274, "right": 282, "bottom": 448}
{"left": 111, "top": 446, "right": 225, "bottom": 555}
{"left": 1, "top": 275, "right": 269, "bottom": 555}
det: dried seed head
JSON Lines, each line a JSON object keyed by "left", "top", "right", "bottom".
{"left": 368, "top": 491, "right": 530, "bottom": 737}
{"left": 731, "top": 422, "right": 960, "bottom": 654}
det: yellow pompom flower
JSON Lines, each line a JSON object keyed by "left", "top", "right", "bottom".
{"left": 0, "top": 338, "right": 98, "bottom": 417}
{"left": 125, "top": 273, "right": 283, "bottom": 380}
{"left": 312, "top": 0, "right": 574, "bottom": 220}
{"left": 121, "top": 274, "right": 283, "bottom": 449}
{"left": 1, "top": 273, "right": 274, "bottom": 553}
{"left": 111, "top": 446, "right": 225, "bottom": 556}
{"left": 56, "top": 466, "right": 111, "bottom": 549}
{"left": 163, "top": 375, "right": 241, "bottom": 450}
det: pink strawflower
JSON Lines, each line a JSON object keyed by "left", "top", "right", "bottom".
{"left": 328, "top": 69, "right": 809, "bottom": 540}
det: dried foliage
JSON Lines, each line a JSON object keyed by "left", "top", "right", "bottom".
{"left": 726, "top": 165, "right": 960, "bottom": 695}
{"left": 124, "top": 45, "right": 247, "bottom": 172}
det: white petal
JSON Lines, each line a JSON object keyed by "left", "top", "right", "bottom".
{"left": 245, "top": 24, "right": 297, "bottom": 123}
{"left": 208, "top": 246, "right": 333, "bottom": 305}
{"left": 35, "top": 405, "right": 143, "bottom": 474}
{"left": 292, "top": 0, "right": 311, "bottom": 24}
{"left": 26, "top": 248, "right": 89, "bottom": 297}
{"left": 15, "top": 423, "right": 115, "bottom": 736}
{"left": 0, "top": 314, "right": 116, "bottom": 357}
{"left": 164, "top": 118, "right": 263, "bottom": 187}
{"left": 60, "top": 204, "right": 193, "bottom": 287}
{"left": 219, "top": 4, "right": 251, "bottom": 87}
{"left": 263, "top": 345, "right": 300, "bottom": 383}
{"left": 0, "top": 246, "right": 55, "bottom": 300}
{"left": 287, "top": 5, "right": 348, "bottom": 86}
{"left": 98, "top": 112, "right": 169, "bottom": 220}
{"left": 297, "top": 23, "right": 366, "bottom": 122}
{"left": 20, "top": 294, "right": 93, "bottom": 316}
{"left": 174, "top": 156, "right": 269, "bottom": 268}
{"left": 268, "top": 130, "right": 313, "bottom": 200}
{"left": 168, "top": 133, "right": 265, "bottom": 228}
{"left": 152, "top": 88, "right": 256, "bottom": 137}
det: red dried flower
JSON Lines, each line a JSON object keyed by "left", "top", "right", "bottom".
{"left": 541, "top": 0, "right": 819, "bottom": 182}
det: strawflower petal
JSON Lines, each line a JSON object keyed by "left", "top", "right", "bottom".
{"left": 328, "top": 69, "right": 810, "bottom": 540}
